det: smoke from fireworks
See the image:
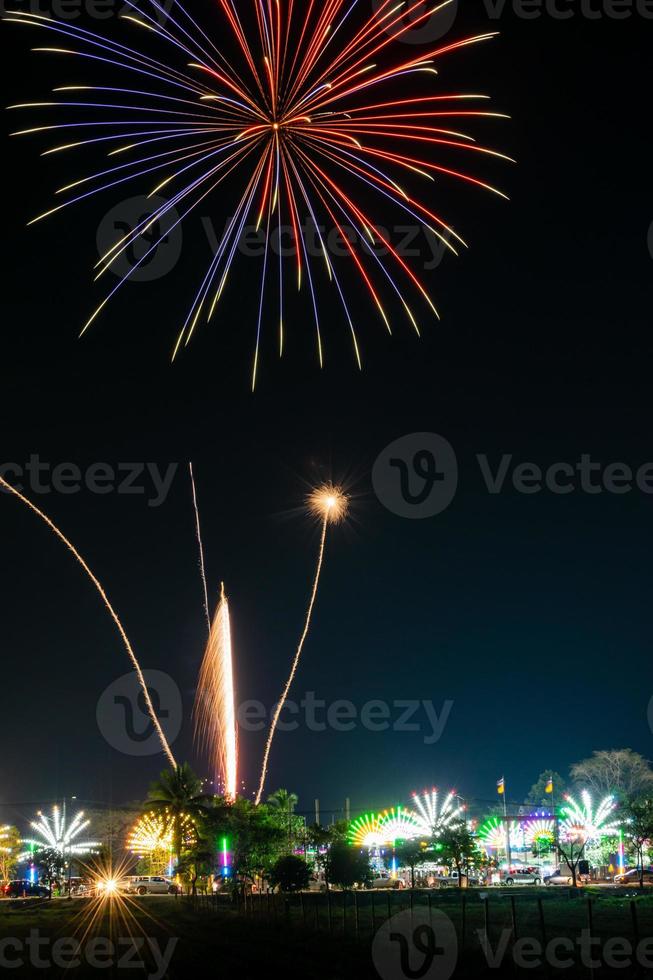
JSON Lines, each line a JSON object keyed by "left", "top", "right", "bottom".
{"left": 0, "top": 475, "right": 176, "bottom": 767}
{"left": 7, "top": 1, "right": 509, "bottom": 386}
{"left": 255, "top": 483, "right": 347, "bottom": 804}
{"left": 194, "top": 584, "right": 238, "bottom": 800}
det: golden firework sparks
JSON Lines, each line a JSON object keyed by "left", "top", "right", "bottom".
{"left": 255, "top": 483, "right": 348, "bottom": 803}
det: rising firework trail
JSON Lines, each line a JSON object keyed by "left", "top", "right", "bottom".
{"left": 7, "top": 1, "right": 510, "bottom": 386}
{"left": 0, "top": 474, "right": 177, "bottom": 767}
{"left": 189, "top": 461, "right": 211, "bottom": 632}
{"left": 194, "top": 583, "right": 238, "bottom": 800}
{"left": 255, "top": 483, "right": 347, "bottom": 804}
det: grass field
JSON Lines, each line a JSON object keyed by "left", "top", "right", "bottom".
{"left": 0, "top": 888, "right": 652, "bottom": 977}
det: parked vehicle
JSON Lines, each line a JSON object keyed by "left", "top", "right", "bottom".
{"left": 370, "top": 874, "right": 404, "bottom": 890}
{"left": 125, "top": 876, "right": 176, "bottom": 896}
{"left": 503, "top": 868, "right": 542, "bottom": 886}
{"left": 544, "top": 868, "right": 589, "bottom": 886}
{"left": 2, "top": 880, "right": 51, "bottom": 898}
{"left": 613, "top": 869, "right": 653, "bottom": 886}
{"left": 436, "top": 870, "right": 484, "bottom": 888}
{"left": 306, "top": 874, "right": 328, "bottom": 893}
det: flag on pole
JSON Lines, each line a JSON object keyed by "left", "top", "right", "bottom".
{"left": 497, "top": 777, "right": 505, "bottom": 795}
{"left": 545, "top": 776, "right": 554, "bottom": 794}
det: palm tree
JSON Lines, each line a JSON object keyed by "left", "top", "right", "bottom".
{"left": 267, "top": 789, "right": 299, "bottom": 851}
{"left": 146, "top": 763, "right": 211, "bottom": 860}
{"left": 267, "top": 789, "right": 298, "bottom": 813}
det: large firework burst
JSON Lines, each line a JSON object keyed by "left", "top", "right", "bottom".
{"left": 8, "top": 1, "right": 509, "bottom": 386}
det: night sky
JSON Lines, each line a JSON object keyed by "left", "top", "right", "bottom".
{"left": 1, "top": 2, "right": 651, "bottom": 826}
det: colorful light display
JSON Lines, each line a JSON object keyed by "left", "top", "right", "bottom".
{"left": 220, "top": 836, "right": 232, "bottom": 878}
{"left": 25, "top": 805, "right": 99, "bottom": 857}
{"left": 127, "top": 811, "right": 196, "bottom": 855}
{"left": 349, "top": 807, "right": 422, "bottom": 847}
{"left": 522, "top": 818, "right": 555, "bottom": 849}
{"left": 411, "top": 789, "right": 464, "bottom": 836}
{"left": 378, "top": 807, "right": 421, "bottom": 843}
{"left": 560, "top": 791, "right": 620, "bottom": 844}
{"left": 477, "top": 816, "right": 521, "bottom": 850}
{"left": 8, "top": 3, "right": 508, "bottom": 384}
{"left": 348, "top": 814, "right": 385, "bottom": 849}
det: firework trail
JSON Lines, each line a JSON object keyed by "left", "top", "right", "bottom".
{"left": 255, "top": 484, "right": 347, "bottom": 804}
{"left": 189, "top": 461, "right": 211, "bottom": 632}
{"left": 0, "top": 474, "right": 176, "bottom": 768}
{"left": 194, "top": 583, "right": 238, "bottom": 800}
{"left": 7, "top": 1, "right": 510, "bottom": 386}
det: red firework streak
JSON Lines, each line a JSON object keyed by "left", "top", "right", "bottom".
{"left": 8, "top": 0, "right": 511, "bottom": 386}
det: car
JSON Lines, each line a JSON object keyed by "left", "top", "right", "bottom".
{"left": 436, "top": 871, "right": 484, "bottom": 888}
{"left": 613, "top": 869, "right": 653, "bottom": 886}
{"left": 370, "top": 875, "right": 405, "bottom": 890}
{"left": 125, "top": 876, "right": 176, "bottom": 896}
{"left": 544, "top": 869, "right": 588, "bottom": 886}
{"left": 306, "top": 874, "right": 328, "bottom": 893}
{"left": 2, "top": 880, "right": 51, "bottom": 899}
{"left": 504, "top": 869, "right": 542, "bottom": 886}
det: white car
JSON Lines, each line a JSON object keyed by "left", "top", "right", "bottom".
{"left": 544, "top": 869, "right": 588, "bottom": 886}
{"left": 503, "top": 869, "right": 542, "bottom": 886}
{"left": 436, "top": 871, "right": 484, "bottom": 887}
{"left": 370, "top": 875, "right": 404, "bottom": 890}
{"left": 126, "top": 876, "right": 176, "bottom": 896}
